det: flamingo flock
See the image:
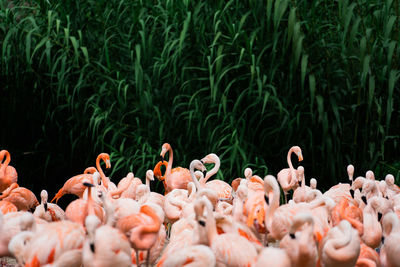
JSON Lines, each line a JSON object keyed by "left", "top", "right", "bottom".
{"left": 0, "top": 145, "right": 400, "bottom": 266}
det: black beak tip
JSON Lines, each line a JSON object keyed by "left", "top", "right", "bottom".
{"left": 44, "top": 203, "right": 47, "bottom": 212}
{"left": 83, "top": 182, "right": 94, "bottom": 187}
{"left": 198, "top": 220, "right": 206, "bottom": 227}
{"left": 349, "top": 189, "right": 355, "bottom": 198}
{"left": 361, "top": 196, "right": 367, "bottom": 205}
{"left": 289, "top": 233, "right": 295, "bottom": 239}
{"left": 160, "top": 155, "right": 164, "bottom": 163}
{"left": 90, "top": 243, "right": 95, "bottom": 253}
{"left": 378, "top": 212, "right": 382, "bottom": 221}
{"left": 203, "top": 170, "right": 207, "bottom": 177}
{"left": 381, "top": 236, "right": 385, "bottom": 244}
{"left": 264, "top": 195, "right": 269, "bottom": 205}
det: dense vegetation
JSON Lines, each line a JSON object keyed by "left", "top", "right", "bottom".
{"left": 1, "top": 0, "right": 399, "bottom": 195}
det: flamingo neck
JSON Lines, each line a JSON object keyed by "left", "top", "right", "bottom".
{"left": 110, "top": 178, "right": 132, "bottom": 198}
{"left": 0, "top": 183, "right": 18, "bottom": 199}
{"left": 166, "top": 146, "right": 173, "bottom": 176}
{"left": 190, "top": 163, "right": 202, "bottom": 190}
{"left": 265, "top": 179, "right": 280, "bottom": 227}
{"left": 202, "top": 156, "right": 220, "bottom": 184}
{"left": 0, "top": 151, "right": 10, "bottom": 172}
{"left": 287, "top": 147, "right": 295, "bottom": 170}
{"left": 204, "top": 198, "right": 218, "bottom": 245}
{"left": 142, "top": 207, "right": 161, "bottom": 233}
{"left": 96, "top": 157, "right": 108, "bottom": 189}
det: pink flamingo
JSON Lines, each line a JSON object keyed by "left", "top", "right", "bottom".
{"left": 0, "top": 183, "right": 38, "bottom": 211}
{"left": 135, "top": 170, "right": 164, "bottom": 208}
{"left": 361, "top": 197, "right": 382, "bottom": 248}
{"left": 319, "top": 220, "right": 361, "bottom": 267}
{"left": 0, "top": 150, "right": 18, "bottom": 193}
{"left": 20, "top": 220, "right": 85, "bottom": 267}
{"left": 159, "top": 143, "right": 192, "bottom": 194}
{"left": 34, "top": 190, "right": 65, "bottom": 222}
{"left": 65, "top": 182, "right": 104, "bottom": 227}
{"left": 200, "top": 153, "right": 233, "bottom": 202}
{"left": 0, "top": 211, "right": 36, "bottom": 257}
{"left": 380, "top": 212, "right": 400, "bottom": 267}
{"left": 116, "top": 205, "right": 161, "bottom": 267}
{"left": 202, "top": 196, "right": 258, "bottom": 266}
{"left": 385, "top": 174, "right": 400, "bottom": 199}
{"left": 279, "top": 213, "right": 318, "bottom": 267}
{"left": 82, "top": 193, "right": 131, "bottom": 267}
{"left": 277, "top": 146, "right": 304, "bottom": 203}
{"left": 118, "top": 172, "right": 143, "bottom": 200}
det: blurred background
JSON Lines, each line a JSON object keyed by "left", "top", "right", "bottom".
{"left": 1, "top": 0, "right": 399, "bottom": 203}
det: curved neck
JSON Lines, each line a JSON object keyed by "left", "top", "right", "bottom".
{"left": 264, "top": 177, "right": 280, "bottom": 226}
{"left": 96, "top": 156, "right": 108, "bottom": 188}
{"left": 202, "top": 156, "right": 220, "bottom": 183}
{"left": 110, "top": 177, "right": 132, "bottom": 198}
{"left": 188, "top": 182, "right": 197, "bottom": 201}
{"left": 204, "top": 198, "right": 218, "bottom": 244}
{"left": 0, "top": 151, "right": 10, "bottom": 172}
{"left": 146, "top": 175, "right": 151, "bottom": 187}
{"left": 142, "top": 207, "right": 161, "bottom": 233}
{"left": 324, "top": 224, "right": 353, "bottom": 260}
{"left": 166, "top": 146, "right": 173, "bottom": 176}
{"left": 287, "top": 147, "right": 295, "bottom": 170}
{"left": 190, "top": 162, "right": 202, "bottom": 190}
{"left": 0, "top": 183, "right": 18, "bottom": 199}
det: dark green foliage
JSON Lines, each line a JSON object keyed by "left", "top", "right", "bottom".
{"left": 1, "top": 0, "right": 399, "bottom": 192}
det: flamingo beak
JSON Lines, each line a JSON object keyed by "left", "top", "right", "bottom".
{"left": 160, "top": 155, "right": 164, "bottom": 163}
{"left": 298, "top": 153, "right": 303, "bottom": 162}
{"left": 106, "top": 159, "right": 111, "bottom": 169}
{"left": 83, "top": 182, "right": 95, "bottom": 187}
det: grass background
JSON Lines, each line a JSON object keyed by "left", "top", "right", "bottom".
{"left": 1, "top": 0, "right": 399, "bottom": 198}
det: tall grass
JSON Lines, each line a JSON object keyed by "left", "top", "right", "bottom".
{"left": 1, "top": 0, "right": 399, "bottom": 192}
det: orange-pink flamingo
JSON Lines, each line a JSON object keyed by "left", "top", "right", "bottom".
{"left": 0, "top": 183, "right": 38, "bottom": 211}
{"left": 0, "top": 150, "right": 18, "bottom": 193}
{"left": 159, "top": 143, "right": 192, "bottom": 194}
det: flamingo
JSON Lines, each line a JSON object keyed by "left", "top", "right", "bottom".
{"left": 116, "top": 205, "right": 161, "bottom": 267}
{"left": 319, "top": 220, "right": 361, "bottom": 267}
{"left": 118, "top": 172, "right": 143, "bottom": 200}
{"left": 65, "top": 182, "right": 104, "bottom": 227}
{"left": 200, "top": 153, "right": 233, "bottom": 202}
{"left": 20, "top": 220, "right": 85, "bottom": 267}
{"left": 51, "top": 171, "right": 95, "bottom": 203}
{"left": 380, "top": 212, "right": 400, "bottom": 267}
{"left": 279, "top": 213, "right": 318, "bottom": 267}
{"left": 34, "top": 190, "right": 65, "bottom": 222}
{"left": 159, "top": 143, "right": 192, "bottom": 194}
{"left": 0, "top": 183, "right": 38, "bottom": 211}
{"left": 361, "top": 197, "right": 382, "bottom": 248}
{"left": 0, "top": 211, "right": 36, "bottom": 257}
{"left": 82, "top": 192, "right": 131, "bottom": 267}
{"left": 277, "top": 146, "right": 303, "bottom": 203}
{"left": 201, "top": 196, "right": 258, "bottom": 266}
{"left": 0, "top": 150, "right": 18, "bottom": 192}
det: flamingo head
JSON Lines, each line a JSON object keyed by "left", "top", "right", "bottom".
{"left": 385, "top": 174, "right": 395, "bottom": 186}
{"left": 201, "top": 153, "right": 219, "bottom": 164}
{"left": 244, "top": 168, "right": 252, "bottom": 179}
{"left": 291, "top": 146, "right": 303, "bottom": 162}
{"left": 0, "top": 150, "right": 5, "bottom": 163}
{"left": 146, "top": 170, "right": 154, "bottom": 181}
{"left": 347, "top": 165, "right": 354, "bottom": 181}
{"left": 160, "top": 143, "right": 171, "bottom": 160}
{"left": 366, "top": 170, "right": 375, "bottom": 180}
{"left": 153, "top": 161, "right": 167, "bottom": 181}
{"left": 191, "top": 159, "right": 207, "bottom": 173}
{"left": 98, "top": 153, "right": 111, "bottom": 169}
{"left": 40, "top": 190, "right": 48, "bottom": 204}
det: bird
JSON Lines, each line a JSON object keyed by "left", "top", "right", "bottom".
{"left": 34, "top": 190, "right": 65, "bottom": 222}
{"left": 65, "top": 182, "right": 104, "bottom": 227}
{"left": 159, "top": 143, "right": 192, "bottom": 194}
{"left": 380, "top": 212, "right": 400, "bottom": 267}
{"left": 279, "top": 213, "right": 318, "bottom": 267}
{"left": 277, "top": 146, "right": 304, "bottom": 203}
{"left": 319, "top": 219, "right": 361, "bottom": 267}
{"left": 161, "top": 245, "right": 216, "bottom": 267}
{"left": 51, "top": 171, "right": 94, "bottom": 203}
{"left": 116, "top": 205, "right": 161, "bottom": 267}
{"left": 254, "top": 247, "right": 291, "bottom": 267}
{"left": 0, "top": 150, "right": 18, "bottom": 193}
{"left": 82, "top": 192, "right": 132, "bottom": 267}
{"left": 0, "top": 183, "right": 39, "bottom": 211}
